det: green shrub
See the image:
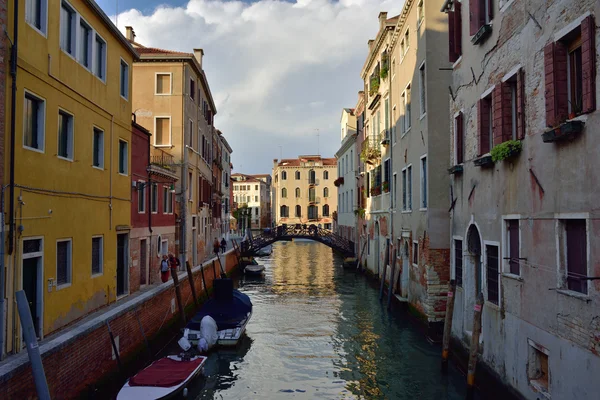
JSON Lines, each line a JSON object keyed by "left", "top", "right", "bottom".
{"left": 491, "top": 140, "right": 522, "bottom": 162}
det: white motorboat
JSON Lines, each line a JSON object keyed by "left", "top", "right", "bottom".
{"left": 117, "top": 354, "right": 207, "bottom": 400}
{"left": 183, "top": 312, "right": 251, "bottom": 347}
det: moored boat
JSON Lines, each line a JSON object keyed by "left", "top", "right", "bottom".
{"left": 117, "top": 354, "right": 207, "bottom": 400}
{"left": 244, "top": 264, "right": 265, "bottom": 276}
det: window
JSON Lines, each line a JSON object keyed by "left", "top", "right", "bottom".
{"left": 324, "top": 223, "right": 332, "bottom": 230}
{"left": 188, "top": 119, "right": 194, "bottom": 148}
{"left": 323, "top": 204, "right": 330, "bottom": 217}
{"left": 478, "top": 92, "right": 493, "bottom": 155}
{"left": 57, "top": 110, "right": 73, "bottom": 160}
{"left": 384, "top": 97, "right": 389, "bottom": 139}
{"left": 402, "top": 169, "right": 407, "bottom": 210}
{"left": 154, "top": 117, "right": 171, "bottom": 147}
{"left": 188, "top": 172, "right": 193, "bottom": 201}
{"left": 281, "top": 188, "right": 287, "bottom": 198}
{"left": 118, "top": 139, "right": 128, "bottom": 175}
{"left": 323, "top": 171, "right": 329, "bottom": 179}
{"left": 295, "top": 205, "right": 301, "bottom": 217}
{"left": 403, "top": 165, "right": 412, "bottom": 211}
{"left": 26, "top": 0, "right": 47, "bottom": 33}
{"left": 138, "top": 181, "right": 146, "bottom": 213}
{"left": 92, "top": 236, "right": 103, "bottom": 275}
{"left": 545, "top": 17, "right": 595, "bottom": 126}
{"left": 308, "top": 205, "right": 318, "bottom": 220}
{"left": 447, "top": 1, "right": 462, "bottom": 62}
{"left": 486, "top": 244, "right": 499, "bottom": 305}
{"left": 280, "top": 205, "right": 289, "bottom": 218}
{"left": 56, "top": 239, "right": 72, "bottom": 287}
{"left": 454, "top": 112, "right": 464, "bottom": 164}
{"left": 281, "top": 171, "right": 287, "bottom": 180}
{"left": 401, "top": 87, "right": 411, "bottom": 134}
{"left": 454, "top": 239, "right": 463, "bottom": 287}
{"left": 323, "top": 187, "right": 329, "bottom": 198}
{"left": 505, "top": 219, "right": 520, "bottom": 275}
{"left": 295, "top": 171, "right": 300, "bottom": 180}
{"left": 295, "top": 187, "right": 301, "bottom": 198}
{"left": 120, "top": 59, "right": 129, "bottom": 100}
{"left": 92, "top": 127, "right": 104, "bottom": 168}
{"left": 94, "top": 34, "right": 106, "bottom": 80}
{"left": 392, "top": 105, "right": 397, "bottom": 143}
{"left": 404, "top": 29, "right": 410, "bottom": 53}
{"left": 78, "top": 19, "right": 92, "bottom": 68}
{"left": 156, "top": 73, "right": 171, "bottom": 94}
{"left": 527, "top": 340, "right": 550, "bottom": 396}
{"left": 393, "top": 173, "right": 397, "bottom": 207}
{"left": 420, "top": 156, "right": 427, "bottom": 209}
{"left": 559, "top": 219, "right": 588, "bottom": 294}
{"left": 413, "top": 241, "right": 418, "bottom": 265}
{"left": 254, "top": 196, "right": 258, "bottom": 202}
{"left": 309, "top": 187, "right": 316, "bottom": 203}
{"left": 470, "top": 0, "right": 492, "bottom": 36}
{"left": 163, "top": 187, "right": 173, "bottom": 213}
{"left": 419, "top": 62, "right": 426, "bottom": 116}
{"left": 417, "top": 0, "right": 424, "bottom": 26}
{"left": 60, "top": 1, "right": 75, "bottom": 55}
{"left": 151, "top": 183, "right": 158, "bottom": 213}
{"left": 255, "top": 185, "right": 258, "bottom": 190}
{"left": 255, "top": 207, "right": 259, "bottom": 216}
{"left": 309, "top": 170, "right": 316, "bottom": 185}
{"left": 383, "top": 159, "right": 391, "bottom": 192}
{"left": 24, "top": 91, "right": 45, "bottom": 151}
{"left": 190, "top": 79, "right": 195, "bottom": 100}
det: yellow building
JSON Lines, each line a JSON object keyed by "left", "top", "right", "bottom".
{"left": 3, "top": 0, "right": 137, "bottom": 354}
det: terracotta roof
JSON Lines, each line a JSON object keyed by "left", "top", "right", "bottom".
{"left": 343, "top": 108, "right": 355, "bottom": 115}
{"left": 135, "top": 46, "right": 191, "bottom": 56}
{"left": 277, "top": 156, "right": 336, "bottom": 167}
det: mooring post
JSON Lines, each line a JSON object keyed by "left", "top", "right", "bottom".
{"left": 379, "top": 241, "right": 389, "bottom": 301}
{"left": 16, "top": 291, "right": 51, "bottom": 400}
{"left": 212, "top": 260, "right": 218, "bottom": 281}
{"left": 217, "top": 254, "right": 226, "bottom": 278}
{"left": 200, "top": 264, "right": 209, "bottom": 300}
{"left": 105, "top": 320, "right": 123, "bottom": 373}
{"left": 467, "top": 293, "right": 484, "bottom": 394}
{"left": 441, "top": 279, "right": 457, "bottom": 373}
{"left": 171, "top": 267, "right": 186, "bottom": 325}
{"left": 186, "top": 261, "right": 198, "bottom": 306}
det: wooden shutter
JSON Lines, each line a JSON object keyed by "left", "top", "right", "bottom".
{"left": 469, "top": 0, "right": 482, "bottom": 36}
{"left": 581, "top": 15, "right": 596, "bottom": 114}
{"left": 517, "top": 69, "right": 526, "bottom": 139}
{"left": 456, "top": 112, "right": 464, "bottom": 164}
{"left": 493, "top": 85, "right": 504, "bottom": 146}
{"left": 566, "top": 219, "right": 587, "bottom": 294}
{"left": 478, "top": 98, "right": 490, "bottom": 155}
{"left": 448, "top": 10, "right": 457, "bottom": 62}
{"left": 454, "top": 2, "right": 462, "bottom": 56}
{"left": 544, "top": 41, "right": 569, "bottom": 127}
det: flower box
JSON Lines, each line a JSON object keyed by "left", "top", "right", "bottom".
{"left": 474, "top": 155, "right": 494, "bottom": 168}
{"left": 542, "top": 120, "right": 585, "bottom": 143}
{"left": 448, "top": 165, "right": 463, "bottom": 175}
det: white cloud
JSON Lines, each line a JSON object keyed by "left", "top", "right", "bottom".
{"left": 117, "top": 0, "right": 404, "bottom": 173}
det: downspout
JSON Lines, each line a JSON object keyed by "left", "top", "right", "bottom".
{"left": 109, "top": 116, "right": 114, "bottom": 231}
{"left": 8, "top": 0, "right": 19, "bottom": 256}
{"left": 180, "top": 62, "right": 186, "bottom": 266}
{"left": 388, "top": 44, "right": 395, "bottom": 283}
{"left": 0, "top": 185, "right": 8, "bottom": 359}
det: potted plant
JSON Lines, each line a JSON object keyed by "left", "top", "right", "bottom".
{"left": 382, "top": 181, "right": 389, "bottom": 193}
{"left": 568, "top": 97, "right": 583, "bottom": 119}
{"left": 490, "top": 140, "right": 522, "bottom": 162}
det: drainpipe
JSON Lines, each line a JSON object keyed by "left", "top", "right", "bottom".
{"left": 180, "top": 63, "right": 187, "bottom": 266}
{"left": 388, "top": 44, "right": 395, "bottom": 283}
{"left": 8, "top": 0, "right": 19, "bottom": 256}
{"left": 0, "top": 185, "right": 8, "bottom": 359}
{"left": 109, "top": 115, "right": 114, "bottom": 231}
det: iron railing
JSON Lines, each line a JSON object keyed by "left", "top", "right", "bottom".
{"left": 150, "top": 148, "right": 174, "bottom": 168}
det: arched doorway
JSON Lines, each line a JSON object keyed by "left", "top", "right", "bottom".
{"left": 400, "top": 240, "right": 410, "bottom": 298}
{"left": 465, "top": 224, "right": 482, "bottom": 331}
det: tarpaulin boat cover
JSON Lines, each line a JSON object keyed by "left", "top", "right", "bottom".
{"left": 128, "top": 357, "right": 204, "bottom": 387}
{"left": 186, "top": 290, "right": 252, "bottom": 331}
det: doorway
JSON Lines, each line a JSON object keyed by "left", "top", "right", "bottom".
{"left": 140, "top": 239, "right": 147, "bottom": 286}
{"left": 401, "top": 241, "right": 409, "bottom": 298}
{"left": 465, "top": 224, "right": 482, "bottom": 331}
{"left": 22, "top": 238, "right": 43, "bottom": 338}
{"left": 117, "top": 234, "right": 129, "bottom": 296}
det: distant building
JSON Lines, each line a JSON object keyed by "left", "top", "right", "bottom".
{"left": 232, "top": 173, "right": 271, "bottom": 230}
{"left": 271, "top": 156, "right": 337, "bottom": 230}
{"left": 219, "top": 133, "right": 233, "bottom": 239}
{"left": 335, "top": 109, "right": 358, "bottom": 244}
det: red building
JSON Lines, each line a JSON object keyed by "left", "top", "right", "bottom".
{"left": 130, "top": 118, "right": 178, "bottom": 292}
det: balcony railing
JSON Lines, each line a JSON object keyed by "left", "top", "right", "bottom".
{"left": 150, "top": 148, "right": 174, "bottom": 169}
{"left": 360, "top": 136, "right": 381, "bottom": 165}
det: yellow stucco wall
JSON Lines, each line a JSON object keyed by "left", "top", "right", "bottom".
{"left": 4, "top": 0, "right": 135, "bottom": 351}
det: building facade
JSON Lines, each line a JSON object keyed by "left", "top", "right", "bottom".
{"left": 232, "top": 173, "right": 271, "bottom": 230}
{"left": 442, "top": 0, "right": 599, "bottom": 398}
{"left": 335, "top": 108, "right": 358, "bottom": 243}
{"left": 271, "top": 156, "right": 337, "bottom": 230}
{"left": 130, "top": 118, "right": 178, "bottom": 292}
{"left": 3, "top": 0, "right": 137, "bottom": 354}
{"left": 220, "top": 133, "right": 232, "bottom": 239}
{"left": 126, "top": 27, "right": 218, "bottom": 269}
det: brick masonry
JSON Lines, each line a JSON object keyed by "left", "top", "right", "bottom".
{"left": 0, "top": 251, "right": 239, "bottom": 399}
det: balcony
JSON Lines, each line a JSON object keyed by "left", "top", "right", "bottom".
{"left": 308, "top": 177, "right": 319, "bottom": 186}
{"left": 379, "top": 130, "right": 390, "bottom": 145}
{"left": 149, "top": 148, "right": 178, "bottom": 179}
{"left": 308, "top": 195, "right": 320, "bottom": 204}
{"left": 360, "top": 137, "right": 381, "bottom": 165}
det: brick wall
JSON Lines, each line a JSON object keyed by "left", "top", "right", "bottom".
{"left": 0, "top": 251, "right": 239, "bottom": 399}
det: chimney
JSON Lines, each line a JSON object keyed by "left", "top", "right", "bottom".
{"left": 193, "top": 48, "right": 204, "bottom": 68}
{"left": 368, "top": 39, "right": 374, "bottom": 51}
{"left": 125, "top": 26, "right": 135, "bottom": 42}
{"left": 378, "top": 12, "right": 388, "bottom": 28}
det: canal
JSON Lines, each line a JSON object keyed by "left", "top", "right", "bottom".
{"left": 179, "top": 240, "right": 478, "bottom": 399}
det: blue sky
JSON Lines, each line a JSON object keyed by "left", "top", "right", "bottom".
{"left": 101, "top": 0, "right": 404, "bottom": 174}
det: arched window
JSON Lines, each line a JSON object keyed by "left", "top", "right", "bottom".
{"left": 308, "top": 187, "right": 316, "bottom": 202}
{"left": 309, "top": 169, "right": 316, "bottom": 184}
{"left": 280, "top": 205, "right": 289, "bottom": 217}
{"left": 295, "top": 171, "right": 301, "bottom": 180}
{"left": 323, "top": 204, "right": 330, "bottom": 216}
{"left": 323, "top": 171, "right": 329, "bottom": 179}
{"left": 281, "top": 188, "right": 287, "bottom": 198}
{"left": 323, "top": 187, "right": 329, "bottom": 198}
{"left": 281, "top": 171, "right": 287, "bottom": 180}
{"left": 295, "top": 205, "right": 302, "bottom": 217}
{"left": 295, "top": 187, "right": 301, "bottom": 198}
{"left": 308, "top": 205, "right": 318, "bottom": 220}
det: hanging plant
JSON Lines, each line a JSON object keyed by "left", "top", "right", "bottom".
{"left": 490, "top": 140, "right": 522, "bottom": 162}
{"left": 354, "top": 208, "right": 366, "bottom": 218}
{"left": 382, "top": 181, "right": 389, "bottom": 192}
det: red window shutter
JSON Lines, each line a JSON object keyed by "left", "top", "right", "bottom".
{"left": 478, "top": 98, "right": 490, "bottom": 155}
{"left": 448, "top": 10, "right": 457, "bottom": 63}
{"left": 492, "top": 86, "right": 504, "bottom": 146}
{"left": 544, "top": 42, "right": 557, "bottom": 127}
{"left": 581, "top": 15, "right": 596, "bottom": 114}
{"left": 456, "top": 112, "right": 464, "bottom": 164}
{"left": 517, "top": 69, "right": 526, "bottom": 139}
{"left": 469, "top": 0, "right": 482, "bottom": 36}
{"left": 501, "top": 81, "right": 513, "bottom": 142}
{"left": 454, "top": 1, "right": 462, "bottom": 56}
{"left": 544, "top": 41, "right": 569, "bottom": 127}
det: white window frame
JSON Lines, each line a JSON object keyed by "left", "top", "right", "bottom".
{"left": 401, "top": 167, "right": 407, "bottom": 211}
{"left": 151, "top": 183, "right": 158, "bottom": 214}
{"left": 161, "top": 239, "right": 169, "bottom": 256}
{"left": 412, "top": 240, "right": 419, "bottom": 267}
{"left": 56, "top": 238, "right": 72, "bottom": 289}
{"left": 555, "top": 213, "right": 590, "bottom": 298}
{"left": 155, "top": 72, "right": 173, "bottom": 95}
{"left": 417, "top": 0, "right": 424, "bottom": 28}
{"left": 91, "top": 235, "right": 104, "bottom": 277}
{"left": 57, "top": 108, "right": 74, "bottom": 161}
{"left": 501, "top": 214, "right": 522, "bottom": 279}
{"left": 403, "top": 28, "right": 410, "bottom": 56}
{"left": 420, "top": 154, "right": 427, "bottom": 210}
{"left": 59, "top": 0, "right": 77, "bottom": 58}
{"left": 23, "top": 89, "right": 46, "bottom": 153}
{"left": 138, "top": 180, "right": 146, "bottom": 213}
{"left": 483, "top": 240, "right": 501, "bottom": 308}
{"left": 419, "top": 61, "right": 427, "bottom": 118}
{"left": 120, "top": 58, "right": 129, "bottom": 101}
{"left": 77, "top": 16, "right": 93, "bottom": 70}
{"left": 402, "top": 164, "right": 412, "bottom": 212}
{"left": 392, "top": 172, "right": 397, "bottom": 209}
{"left": 26, "top": 0, "right": 48, "bottom": 36}
{"left": 118, "top": 139, "right": 128, "bottom": 176}
{"left": 154, "top": 116, "right": 172, "bottom": 147}
{"left": 93, "top": 32, "right": 107, "bottom": 83}
{"left": 451, "top": 235, "right": 464, "bottom": 284}
{"left": 92, "top": 126, "right": 104, "bottom": 169}
{"left": 391, "top": 58, "right": 396, "bottom": 80}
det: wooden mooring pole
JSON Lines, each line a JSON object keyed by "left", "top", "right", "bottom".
{"left": 186, "top": 261, "right": 198, "bottom": 306}
{"left": 441, "top": 279, "right": 456, "bottom": 372}
{"left": 200, "top": 265, "right": 209, "bottom": 300}
{"left": 171, "top": 267, "right": 186, "bottom": 325}
{"left": 467, "top": 293, "right": 484, "bottom": 394}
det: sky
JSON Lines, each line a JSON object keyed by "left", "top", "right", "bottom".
{"left": 99, "top": 0, "right": 405, "bottom": 174}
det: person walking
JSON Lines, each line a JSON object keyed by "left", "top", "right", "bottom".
{"left": 213, "top": 238, "right": 220, "bottom": 257}
{"left": 160, "top": 255, "right": 170, "bottom": 283}
{"left": 220, "top": 238, "right": 227, "bottom": 254}
{"left": 168, "top": 253, "right": 180, "bottom": 274}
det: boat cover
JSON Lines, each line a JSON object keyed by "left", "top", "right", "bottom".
{"left": 128, "top": 357, "right": 204, "bottom": 387}
{"left": 186, "top": 290, "right": 252, "bottom": 331}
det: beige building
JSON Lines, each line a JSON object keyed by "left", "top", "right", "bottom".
{"left": 272, "top": 156, "right": 337, "bottom": 230}
{"left": 126, "top": 27, "right": 218, "bottom": 267}
{"left": 232, "top": 173, "right": 271, "bottom": 230}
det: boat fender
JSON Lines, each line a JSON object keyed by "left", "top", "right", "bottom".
{"left": 178, "top": 337, "right": 192, "bottom": 352}
{"left": 183, "top": 388, "right": 188, "bottom": 397}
